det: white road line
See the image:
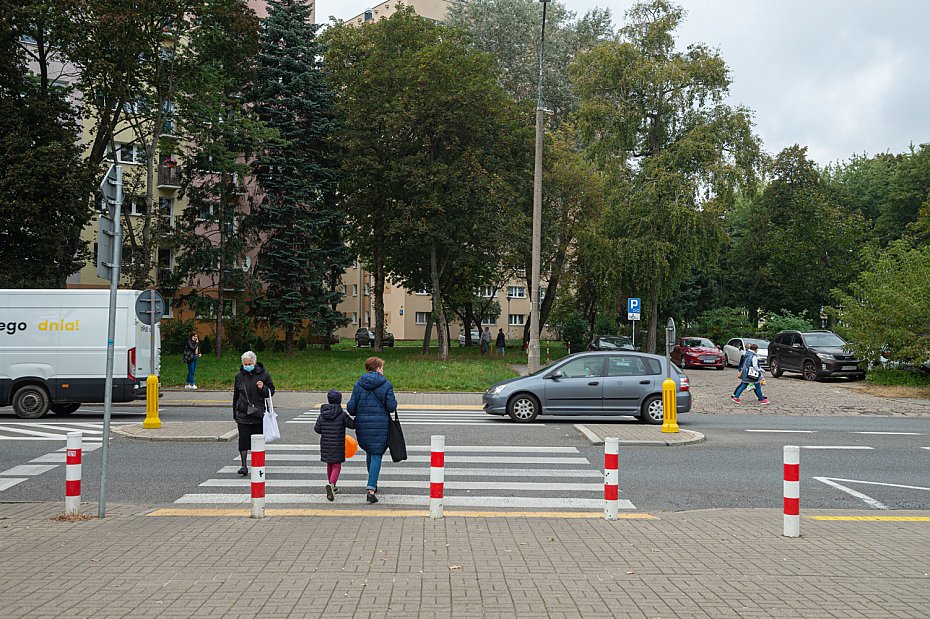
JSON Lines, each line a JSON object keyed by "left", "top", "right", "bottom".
{"left": 815, "top": 477, "right": 930, "bottom": 492}
{"left": 0, "top": 426, "right": 65, "bottom": 438}
{"left": 0, "top": 478, "right": 28, "bottom": 492}
{"left": 200, "top": 479, "right": 605, "bottom": 491}
{"left": 56, "top": 444, "right": 102, "bottom": 452}
{"left": 264, "top": 444, "right": 579, "bottom": 453}
{"left": 175, "top": 493, "right": 635, "bottom": 510}
{"left": 813, "top": 477, "right": 890, "bottom": 510}
{"left": 852, "top": 432, "right": 923, "bottom": 436}
{"left": 801, "top": 446, "right": 873, "bottom": 450}
{"left": 923, "top": 447, "right": 930, "bottom": 451}
{"left": 217, "top": 465, "right": 601, "bottom": 478}
{"left": 30, "top": 453, "right": 67, "bottom": 463}
{"left": 0, "top": 464, "right": 57, "bottom": 476}
{"left": 287, "top": 421, "right": 534, "bottom": 427}
{"left": 13, "top": 422, "right": 104, "bottom": 434}
{"left": 745, "top": 430, "right": 816, "bottom": 433}
{"left": 0, "top": 437, "right": 104, "bottom": 442}
{"left": 262, "top": 454, "right": 591, "bottom": 464}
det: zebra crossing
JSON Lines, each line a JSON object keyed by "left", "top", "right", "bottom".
{"left": 286, "top": 408, "right": 539, "bottom": 427}
{"left": 175, "top": 443, "right": 636, "bottom": 511}
{"left": 0, "top": 443, "right": 102, "bottom": 493}
{"left": 0, "top": 421, "right": 129, "bottom": 442}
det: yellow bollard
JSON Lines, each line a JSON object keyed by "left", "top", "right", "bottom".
{"left": 142, "top": 374, "right": 162, "bottom": 429}
{"left": 661, "top": 377, "right": 679, "bottom": 433}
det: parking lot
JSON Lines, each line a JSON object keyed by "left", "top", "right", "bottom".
{"left": 686, "top": 365, "right": 930, "bottom": 417}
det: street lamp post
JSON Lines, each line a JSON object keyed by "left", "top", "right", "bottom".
{"left": 527, "top": 0, "right": 550, "bottom": 373}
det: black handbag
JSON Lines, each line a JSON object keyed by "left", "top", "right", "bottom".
{"left": 387, "top": 410, "right": 407, "bottom": 462}
{"left": 245, "top": 401, "right": 263, "bottom": 419}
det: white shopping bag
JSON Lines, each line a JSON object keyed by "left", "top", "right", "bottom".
{"left": 263, "top": 394, "right": 280, "bottom": 444}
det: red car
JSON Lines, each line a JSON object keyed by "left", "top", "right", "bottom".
{"left": 671, "top": 337, "right": 725, "bottom": 370}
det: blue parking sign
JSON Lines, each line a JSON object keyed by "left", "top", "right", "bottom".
{"left": 627, "top": 297, "right": 641, "bottom": 321}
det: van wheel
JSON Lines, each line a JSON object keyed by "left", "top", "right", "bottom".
{"left": 50, "top": 403, "right": 81, "bottom": 415}
{"left": 13, "top": 385, "right": 50, "bottom": 419}
{"left": 507, "top": 393, "right": 539, "bottom": 423}
{"left": 640, "top": 395, "right": 664, "bottom": 425}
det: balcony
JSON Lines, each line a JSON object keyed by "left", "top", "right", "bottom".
{"left": 157, "top": 164, "right": 181, "bottom": 189}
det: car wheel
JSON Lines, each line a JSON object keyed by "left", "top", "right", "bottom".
{"left": 716, "top": 364, "right": 724, "bottom": 370}
{"left": 640, "top": 395, "right": 664, "bottom": 425}
{"left": 50, "top": 403, "right": 81, "bottom": 415}
{"left": 507, "top": 393, "right": 539, "bottom": 423}
{"left": 12, "top": 385, "right": 50, "bottom": 419}
{"left": 769, "top": 357, "right": 783, "bottom": 378}
{"left": 802, "top": 360, "right": 819, "bottom": 381}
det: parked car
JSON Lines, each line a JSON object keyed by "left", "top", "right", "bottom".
{"left": 588, "top": 335, "right": 637, "bottom": 351}
{"left": 483, "top": 351, "right": 691, "bottom": 424}
{"left": 458, "top": 330, "right": 481, "bottom": 346}
{"left": 768, "top": 330, "right": 864, "bottom": 381}
{"left": 670, "top": 337, "right": 725, "bottom": 370}
{"left": 722, "top": 337, "right": 769, "bottom": 368}
{"left": 354, "top": 327, "right": 395, "bottom": 348}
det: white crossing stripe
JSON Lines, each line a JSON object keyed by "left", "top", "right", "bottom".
{"left": 200, "top": 479, "right": 604, "bottom": 492}
{"left": 0, "top": 422, "right": 124, "bottom": 441}
{"left": 262, "top": 454, "right": 592, "bottom": 464}
{"left": 801, "top": 446, "right": 874, "bottom": 450}
{"left": 217, "top": 465, "right": 602, "bottom": 478}
{"left": 287, "top": 409, "right": 531, "bottom": 426}
{"left": 264, "top": 444, "right": 580, "bottom": 453}
{"left": 0, "top": 478, "right": 28, "bottom": 491}
{"left": 852, "top": 432, "right": 923, "bottom": 436}
{"left": 745, "top": 430, "right": 816, "bottom": 434}
{"left": 176, "top": 493, "right": 635, "bottom": 510}
{"left": 0, "top": 464, "right": 58, "bottom": 477}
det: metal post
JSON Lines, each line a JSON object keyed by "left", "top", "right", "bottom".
{"left": 527, "top": 0, "right": 549, "bottom": 374}
{"left": 98, "top": 165, "right": 123, "bottom": 519}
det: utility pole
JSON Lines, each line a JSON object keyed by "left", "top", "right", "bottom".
{"left": 528, "top": 0, "right": 550, "bottom": 373}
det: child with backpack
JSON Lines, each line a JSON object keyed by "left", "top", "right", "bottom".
{"left": 314, "top": 389, "right": 356, "bottom": 501}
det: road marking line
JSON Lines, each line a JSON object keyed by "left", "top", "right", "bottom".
{"left": 923, "top": 447, "right": 930, "bottom": 450}
{"left": 813, "top": 478, "right": 930, "bottom": 492}
{"left": 808, "top": 516, "right": 930, "bottom": 522}
{"left": 148, "top": 508, "right": 656, "bottom": 519}
{"left": 264, "top": 444, "right": 579, "bottom": 453}
{"left": 801, "top": 446, "right": 873, "bottom": 450}
{"left": 0, "top": 464, "right": 57, "bottom": 476}
{"left": 199, "top": 479, "right": 605, "bottom": 492}
{"left": 0, "top": 437, "right": 103, "bottom": 442}
{"left": 745, "top": 430, "right": 816, "bottom": 433}
{"left": 261, "top": 454, "right": 591, "bottom": 464}
{"left": 14, "top": 422, "right": 104, "bottom": 434}
{"left": 174, "top": 493, "right": 635, "bottom": 509}
{"left": 30, "top": 454, "right": 67, "bottom": 463}
{"left": 216, "top": 465, "right": 602, "bottom": 478}
{"left": 0, "top": 478, "right": 28, "bottom": 491}
{"left": 853, "top": 432, "right": 923, "bottom": 436}
{"left": 813, "top": 477, "right": 890, "bottom": 510}
{"left": 0, "top": 426, "right": 66, "bottom": 438}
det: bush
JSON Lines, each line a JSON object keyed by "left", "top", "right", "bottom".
{"left": 223, "top": 315, "right": 262, "bottom": 353}
{"left": 160, "top": 318, "right": 197, "bottom": 354}
{"left": 694, "top": 307, "right": 753, "bottom": 344}
{"left": 758, "top": 310, "right": 815, "bottom": 340}
{"left": 560, "top": 312, "right": 589, "bottom": 352}
{"left": 593, "top": 313, "right": 617, "bottom": 337}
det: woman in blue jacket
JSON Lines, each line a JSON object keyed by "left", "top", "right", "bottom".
{"left": 347, "top": 356, "right": 397, "bottom": 504}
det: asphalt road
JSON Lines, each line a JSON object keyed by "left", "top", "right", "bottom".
{"left": 1, "top": 404, "right": 927, "bottom": 512}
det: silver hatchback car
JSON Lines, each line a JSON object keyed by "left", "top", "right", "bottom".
{"left": 483, "top": 351, "right": 691, "bottom": 424}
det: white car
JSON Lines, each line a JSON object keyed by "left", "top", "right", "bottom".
{"left": 723, "top": 337, "right": 769, "bottom": 368}
{"left": 458, "top": 330, "right": 481, "bottom": 346}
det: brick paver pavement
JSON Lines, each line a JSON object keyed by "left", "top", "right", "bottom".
{"left": 1, "top": 503, "right": 927, "bottom": 618}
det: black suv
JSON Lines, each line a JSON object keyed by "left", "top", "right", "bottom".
{"left": 354, "top": 327, "right": 395, "bottom": 348}
{"left": 768, "top": 330, "right": 865, "bottom": 381}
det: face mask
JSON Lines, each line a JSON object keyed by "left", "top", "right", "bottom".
{"left": 242, "top": 364, "right": 255, "bottom": 372}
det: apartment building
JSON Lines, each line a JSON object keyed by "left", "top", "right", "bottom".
{"left": 346, "top": 0, "right": 461, "bottom": 25}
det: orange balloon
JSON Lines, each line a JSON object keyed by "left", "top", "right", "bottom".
{"left": 345, "top": 435, "right": 358, "bottom": 459}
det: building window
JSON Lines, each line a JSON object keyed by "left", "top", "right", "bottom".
{"left": 507, "top": 286, "right": 526, "bottom": 299}
{"left": 129, "top": 196, "right": 147, "bottom": 216}
{"left": 481, "top": 317, "right": 496, "bottom": 326}
{"left": 158, "top": 197, "right": 173, "bottom": 229}
{"left": 509, "top": 314, "right": 525, "bottom": 326}
{"left": 352, "top": 284, "right": 358, "bottom": 297}
{"left": 349, "top": 312, "right": 357, "bottom": 324}
{"left": 195, "top": 202, "right": 215, "bottom": 221}
{"left": 364, "top": 311, "right": 370, "bottom": 325}
{"left": 415, "top": 288, "right": 429, "bottom": 296}
{"left": 364, "top": 283, "right": 370, "bottom": 296}
{"left": 477, "top": 286, "right": 494, "bottom": 298}
{"left": 106, "top": 142, "right": 146, "bottom": 165}
{"left": 415, "top": 311, "right": 430, "bottom": 325}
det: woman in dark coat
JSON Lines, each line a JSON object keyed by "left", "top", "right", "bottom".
{"left": 347, "top": 356, "right": 397, "bottom": 504}
{"left": 183, "top": 332, "right": 201, "bottom": 388}
{"left": 314, "top": 389, "right": 355, "bottom": 501}
{"left": 232, "top": 350, "right": 275, "bottom": 476}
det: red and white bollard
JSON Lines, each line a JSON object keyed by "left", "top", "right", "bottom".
{"left": 251, "top": 434, "right": 265, "bottom": 518}
{"left": 784, "top": 445, "right": 800, "bottom": 537}
{"left": 65, "top": 431, "right": 82, "bottom": 515}
{"left": 604, "top": 437, "right": 619, "bottom": 520}
{"left": 430, "top": 435, "right": 445, "bottom": 519}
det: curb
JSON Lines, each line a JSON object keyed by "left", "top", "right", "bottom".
{"left": 574, "top": 424, "right": 705, "bottom": 447}
{"left": 112, "top": 426, "right": 238, "bottom": 442}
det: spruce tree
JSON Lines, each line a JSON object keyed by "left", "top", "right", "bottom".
{"left": 249, "top": 0, "right": 350, "bottom": 353}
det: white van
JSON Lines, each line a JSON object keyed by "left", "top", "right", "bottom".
{"left": 0, "top": 289, "right": 160, "bottom": 418}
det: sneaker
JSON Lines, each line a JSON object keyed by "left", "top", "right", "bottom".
{"left": 730, "top": 395, "right": 742, "bottom": 404}
{"left": 332, "top": 485, "right": 340, "bottom": 495}
{"left": 366, "top": 491, "right": 378, "bottom": 504}
{"left": 237, "top": 466, "right": 248, "bottom": 476}
{"left": 184, "top": 384, "right": 192, "bottom": 389}
{"left": 190, "top": 384, "right": 198, "bottom": 390}
{"left": 325, "top": 483, "right": 335, "bottom": 502}
{"left": 759, "top": 398, "right": 770, "bottom": 405}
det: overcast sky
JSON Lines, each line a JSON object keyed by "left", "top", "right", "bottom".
{"left": 315, "top": 0, "right": 930, "bottom": 166}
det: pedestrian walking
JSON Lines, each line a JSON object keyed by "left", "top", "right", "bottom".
{"left": 183, "top": 332, "right": 202, "bottom": 389}
{"left": 232, "top": 351, "right": 275, "bottom": 476}
{"left": 731, "top": 343, "right": 769, "bottom": 404}
{"left": 496, "top": 328, "right": 506, "bottom": 355}
{"left": 480, "top": 326, "right": 492, "bottom": 354}
{"left": 314, "top": 389, "right": 355, "bottom": 501}
{"left": 347, "top": 356, "right": 397, "bottom": 504}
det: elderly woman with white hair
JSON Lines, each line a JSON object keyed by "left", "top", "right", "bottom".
{"left": 232, "top": 350, "right": 275, "bottom": 476}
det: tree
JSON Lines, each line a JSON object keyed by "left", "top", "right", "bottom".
{"left": 571, "top": 0, "right": 760, "bottom": 352}
{"left": 248, "top": 0, "right": 350, "bottom": 354}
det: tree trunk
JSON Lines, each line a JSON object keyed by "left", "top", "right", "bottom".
{"left": 422, "top": 314, "right": 434, "bottom": 353}
{"left": 646, "top": 283, "right": 659, "bottom": 354}
{"left": 430, "top": 241, "right": 449, "bottom": 360}
{"left": 284, "top": 327, "right": 294, "bottom": 356}
{"left": 373, "top": 243, "right": 385, "bottom": 353}
{"left": 464, "top": 304, "right": 475, "bottom": 346}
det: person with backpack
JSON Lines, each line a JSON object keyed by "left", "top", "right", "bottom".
{"left": 731, "top": 343, "right": 769, "bottom": 405}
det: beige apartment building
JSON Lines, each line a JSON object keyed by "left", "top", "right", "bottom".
{"left": 346, "top": 0, "right": 460, "bottom": 25}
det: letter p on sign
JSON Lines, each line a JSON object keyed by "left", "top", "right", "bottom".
{"left": 627, "top": 298, "right": 641, "bottom": 321}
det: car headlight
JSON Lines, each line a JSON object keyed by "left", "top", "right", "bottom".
{"left": 488, "top": 384, "right": 506, "bottom": 397}
{"left": 817, "top": 353, "right": 835, "bottom": 361}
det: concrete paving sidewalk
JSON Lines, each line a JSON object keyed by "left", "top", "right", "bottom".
{"left": 112, "top": 421, "right": 238, "bottom": 442}
{"left": 0, "top": 502, "right": 927, "bottom": 618}
{"left": 575, "top": 423, "right": 704, "bottom": 446}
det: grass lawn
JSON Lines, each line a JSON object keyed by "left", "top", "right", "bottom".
{"left": 858, "top": 367, "right": 930, "bottom": 399}
{"left": 164, "top": 340, "right": 568, "bottom": 392}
